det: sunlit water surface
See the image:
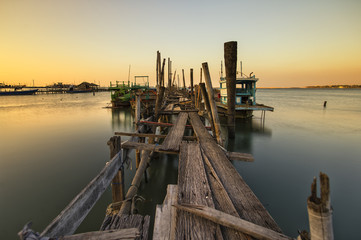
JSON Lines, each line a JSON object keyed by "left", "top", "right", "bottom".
{"left": 1, "top": 89, "right": 360, "bottom": 239}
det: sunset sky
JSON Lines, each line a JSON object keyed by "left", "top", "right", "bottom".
{"left": 1, "top": 0, "right": 360, "bottom": 87}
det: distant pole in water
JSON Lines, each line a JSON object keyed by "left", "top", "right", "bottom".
{"left": 324, "top": 101, "right": 327, "bottom": 108}
{"left": 224, "top": 41, "right": 237, "bottom": 138}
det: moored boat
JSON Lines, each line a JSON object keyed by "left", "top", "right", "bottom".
{"left": 217, "top": 64, "right": 273, "bottom": 118}
{"left": 0, "top": 89, "right": 38, "bottom": 96}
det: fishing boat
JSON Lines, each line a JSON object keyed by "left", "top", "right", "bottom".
{"left": 110, "top": 76, "right": 157, "bottom": 109}
{"left": 0, "top": 89, "right": 38, "bottom": 96}
{"left": 217, "top": 63, "right": 273, "bottom": 118}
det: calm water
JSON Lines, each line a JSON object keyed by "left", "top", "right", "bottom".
{"left": 1, "top": 89, "right": 360, "bottom": 239}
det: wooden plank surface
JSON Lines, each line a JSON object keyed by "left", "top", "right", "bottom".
{"left": 188, "top": 112, "right": 282, "bottom": 232}
{"left": 60, "top": 228, "right": 139, "bottom": 240}
{"left": 40, "top": 150, "right": 125, "bottom": 238}
{"left": 160, "top": 112, "right": 188, "bottom": 151}
{"left": 153, "top": 184, "right": 178, "bottom": 240}
{"left": 175, "top": 204, "right": 293, "bottom": 240}
{"left": 176, "top": 142, "right": 222, "bottom": 240}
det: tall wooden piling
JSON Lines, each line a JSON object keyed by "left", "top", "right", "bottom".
{"left": 156, "top": 51, "right": 160, "bottom": 87}
{"left": 224, "top": 41, "right": 237, "bottom": 138}
{"left": 202, "top": 62, "right": 223, "bottom": 145}
{"left": 155, "top": 86, "right": 165, "bottom": 119}
{"left": 182, "top": 69, "right": 186, "bottom": 90}
{"left": 168, "top": 58, "right": 172, "bottom": 89}
{"left": 107, "top": 136, "right": 124, "bottom": 209}
{"left": 307, "top": 172, "right": 334, "bottom": 240}
{"left": 190, "top": 68, "right": 194, "bottom": 103}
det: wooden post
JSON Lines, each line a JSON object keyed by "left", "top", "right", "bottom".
{"left": 200, "top": 83, "right": 213, "bottom": 130}
{"left": 107, "top": 136, "right": 124, "bottom": 209}
{"left": 161, "top": 58, "right": 166, "bottom": 87}
{"left": 190, "top": 68, "right": 194, "bottom": 103}
{"left": 155, "top": 86, "right": 165, "bottom": 119}
{"left": 194, "top": 85, "right": 198, "bottom": 108}
{"left": 307, "top": 172, "right": 334, "bottom": 240}
{"left": 135, "top": 94, "right": 141, "bottom": 126}
{"left": 182, "top": 69, "right": 186, "bottom": 90}
{"left": 156, "top": 51, "right": 160, "bottom": 87}
{"left": 224, "top": 41, "right": 237, "bottom": 138}
{"left": 202, "top": 62, "right": 223, "bottom": 146}
{"left": 168, "top": 58, "right": 172, "bottom": 90}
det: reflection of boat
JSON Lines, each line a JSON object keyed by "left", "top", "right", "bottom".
{"left": 0, "top": 89, "right": 38, "bottom": 96}
{"left": 217, "top": 63, "right": 273, "bottom": 118}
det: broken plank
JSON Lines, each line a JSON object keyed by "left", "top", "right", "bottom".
{"left": 174, "top": 204, "right": 293, "bottom": 240}
{"left": 153, "top": 185, "right": 178, "bottom": 240}
{"left": 160, "top": 112, "right": 188, "bottom": 152}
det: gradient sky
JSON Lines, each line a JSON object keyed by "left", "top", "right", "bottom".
{"left": 1, "top": 0, "right": 360, "bottom": 87}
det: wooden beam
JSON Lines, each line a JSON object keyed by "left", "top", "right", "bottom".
{"left": 153, "top": 185, "right": 178, "bottom": 240}
{"left": 114, "top": 131, "right": 196, "bottom": 141}
{"left": 202, "top": 62, "right": 223, "bottom": 145}
{"left": 176, "top": 142, "right": 222, "bottom": 239}
{"left": 188, "top": 112, "right": 281, "bottom": 232}
{"left": 60, "top": 228, "right": 140, "bottom": 240}
{"left": 108, "top": 136, "right": 124, "bottom": 209}
{"left": 174, "top": 204, "right": 293, "bottom": 240}
{"left": 160, "top": 112, "right": 188, "bottom": 152}
{"left": 40, "top": 150, "right": 125, "bottom": 238}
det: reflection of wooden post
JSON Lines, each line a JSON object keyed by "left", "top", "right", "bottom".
{"left": 107, "top": 136, "right": 124, "bottom": 209}
{"left": 307, "top": 172, "right": 334, "bottom": 240}
{"left": 202, "top": 62, "right": 223, "bottom": 146}
{"left": 200, "top": 83, "right": 215, "bottom": 135}
{"left": 224, "top": 41, "right": 237, "bottom": 138}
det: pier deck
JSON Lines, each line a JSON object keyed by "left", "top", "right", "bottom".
{"left": 19, "top": 48, "right": 325, "bottom": 240}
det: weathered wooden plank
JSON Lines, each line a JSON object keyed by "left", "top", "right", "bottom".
{"left": 176, "top": 142, "right": 222, "bottom": 240}
{"left": 188, "top": 112, "right": 282, "bottom": 232}
{"left": 153, "top": 184, "right": 178, "bottom": 240}
{"left": 40, "top": 150, "right": 125, "bottom": 238}
{"left": 202, "top": 148, "right": 250, "bottom": 240}
{"left": 175, "top": 204, "right": 293, "bottom": 240}
{"left": 160, "top": 112, "right": 188, "bottom": 151}
{"left": 226, "top": 152, "right": 254, "bottom": 162}
{"left": 60, "top": 228, "right": 139, "bottom": 240}
{"left": 115, "top": 132, "right": 196, "bottom": 141}
{"left": 202, "top": 62, "right": 223, "bottom": 145}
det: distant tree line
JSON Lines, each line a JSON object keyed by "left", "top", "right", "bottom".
{"left": 306, "top": 85, "right": 361, "bottom": 89}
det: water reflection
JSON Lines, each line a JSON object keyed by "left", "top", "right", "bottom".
{"left": 111, "top": 108, "right": 133, "bottom": 131}
{"left": 226, "top": 117, "right": 272, "bottom": 153}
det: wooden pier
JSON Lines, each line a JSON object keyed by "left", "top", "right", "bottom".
{"left": 19, "top": 45, "right": 334, "bottom": 240}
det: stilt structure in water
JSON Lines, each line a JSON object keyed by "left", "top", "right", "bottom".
{"left": 18, "top": 43, "right": 333, "bottom": 240}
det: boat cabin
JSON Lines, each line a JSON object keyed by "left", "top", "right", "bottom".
{"left": 219, "top": 76, "right": 258, "bottom": 106}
